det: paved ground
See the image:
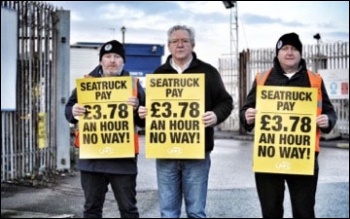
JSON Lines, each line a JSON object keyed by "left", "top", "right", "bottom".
{"left": 1, "top": 132, "right": 349, "bottom": 218}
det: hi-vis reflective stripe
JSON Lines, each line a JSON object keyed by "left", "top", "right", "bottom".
{"left": 132, "top": 77, "right": 138, "bottom": 97}
{"left": 132, "top": 77, "right": 140, "bottom": 154}
{"left": 306, "top": 71, "right": 322, "bottom": 114}
{"left": 255, "top": 68, "right": 323, "bottom": 151}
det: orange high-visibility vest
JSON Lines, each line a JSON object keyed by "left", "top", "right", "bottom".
{"left": 75, "top": 75, "right": 140, "bottom": 154}
{"left": 132, "top": 77, "right": 140, "bottom": 154}
{"left": 255, "top": 68, "right": 322, "bottom": 151}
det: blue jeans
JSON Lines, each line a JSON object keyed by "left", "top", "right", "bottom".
{"left": 156, "top": 152, "right": 211, "bottom": 218}
{"left": 80, "top": 171, "right": 139, "bottom": 218}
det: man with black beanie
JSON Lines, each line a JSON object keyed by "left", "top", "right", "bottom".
{"left": 65, "top": 39, "right": 145, "bottom": 218}
{"left": 240, "top": 33, "right": 337, "bottom": 218}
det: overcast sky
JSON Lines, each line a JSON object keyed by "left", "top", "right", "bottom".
{"left": 49, "top": 1, "right": 349, "bottom": 67}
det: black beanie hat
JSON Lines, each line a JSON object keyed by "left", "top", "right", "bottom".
{"left": 276, "top": 33, "right": 302, "bottom": 56}
{"left": 99, "top": 40, "right": 125, "bottom": 62}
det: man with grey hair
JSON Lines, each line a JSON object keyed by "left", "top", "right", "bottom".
{"left": 138, "top": 25, "right": 233, "bottom": 218}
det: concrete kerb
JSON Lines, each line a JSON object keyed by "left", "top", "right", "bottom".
{"left": 1, "top": 209, "right": 74, "bottom": 218}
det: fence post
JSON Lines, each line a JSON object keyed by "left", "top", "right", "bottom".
{"left": 53, "top": 10, "right": 71, "bottom": 170}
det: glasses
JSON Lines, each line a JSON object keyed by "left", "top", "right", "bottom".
{"left": 169, "top": 39, "right": 191, "bottom": 44}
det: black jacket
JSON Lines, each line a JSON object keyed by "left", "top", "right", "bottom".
{"left": 65, "top": 65, "right": 145, "bottom": 174}
{"left": 154, "top": 53, "right": 233, "bottom": 152}
{"left": 240, "top": 58, "right": 337, "bottom": 135}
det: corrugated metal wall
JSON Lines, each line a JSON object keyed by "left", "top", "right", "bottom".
{"left": 1, "top": 1, "right": 57, "bottom": 182}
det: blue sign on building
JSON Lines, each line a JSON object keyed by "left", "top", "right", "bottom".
{"left": 124, "top": 43, "right": 164, "bottom": 76}
{"left": 124, "top": 43, "right": 164, "bottom": 89}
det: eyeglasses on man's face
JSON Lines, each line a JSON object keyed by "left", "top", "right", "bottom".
{"left": 169, "top": 38, "right": 191, "bottom": 44}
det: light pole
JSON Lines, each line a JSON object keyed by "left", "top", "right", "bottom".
{"left": 313, "top": 33, "right": 321, "bottom": 72}
{"left": 121, "top": 26, "right": 126, "bottom": 44}
{"left": 222, "top": 1, "right": 238, "bottom": 72}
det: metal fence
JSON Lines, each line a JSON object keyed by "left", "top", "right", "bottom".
{"left": 218, "top": 57, "right": 240, "bottom": 131}
{"left": 1, "top": 1, "right": 58, "bottom": 182}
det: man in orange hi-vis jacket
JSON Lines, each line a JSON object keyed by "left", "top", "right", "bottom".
{"left": 240, "top": 33, "right": 337, "bottom": 218}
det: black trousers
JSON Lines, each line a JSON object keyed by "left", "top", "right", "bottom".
{"left": 81, "top": 171, "right": 139, "bottom": 218}
{"left": 255, "top": 157, "right": 319, "bottom": 218}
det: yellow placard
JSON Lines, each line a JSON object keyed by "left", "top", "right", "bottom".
{"left": 76, "top": 77, "right": 135, "bottom": 159}
{"left": 38, "top": 112, "right": 47, "bottom": 149}
{"left": 254, "top": 86, "right": 317, "bottom": 175}
{"left": 145, "top": 74, "right": 205, "bottom": 159}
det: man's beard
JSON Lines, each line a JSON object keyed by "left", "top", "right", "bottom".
{"left": 103, "top": 64, "right": 124, "bottom": 76}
